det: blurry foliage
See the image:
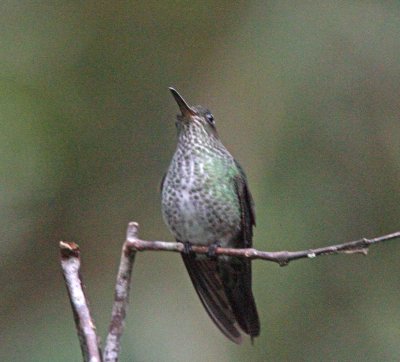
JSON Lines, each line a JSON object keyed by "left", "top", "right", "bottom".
{"left": 0, "top": 1, "right": 399, "bottom": 361}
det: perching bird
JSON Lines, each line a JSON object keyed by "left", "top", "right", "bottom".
{"left": 161, "top": 87, "right": 260, "bottom": 344}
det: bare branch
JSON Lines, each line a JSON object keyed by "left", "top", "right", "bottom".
{"left": 59, "top": 242, "right": 102, "bottom": 362}
{"left": 126, "top": 230, "right": 400, "bottom": 267}
{"left": 60, "top": 224, "right": 400, "bottom": 361}
{"left": 104, "top": 222, "right": 138, "bottom": 362}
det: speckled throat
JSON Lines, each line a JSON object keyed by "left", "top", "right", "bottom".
{"left": 161, "top": 131, "right": 241, "bottom": 247}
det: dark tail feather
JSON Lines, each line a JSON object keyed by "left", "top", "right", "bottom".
{"left": 219, "top": 258, "right": 260, "bottom": 339}
{"left": 181, "top": 254, "right": 243, "bottom": 344}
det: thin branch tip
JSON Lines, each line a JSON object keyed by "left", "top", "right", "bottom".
{"left": 126, "top": 221, "right": 139, "bottom": 242}
{"left": 59, "top": 241, "right": 80, "bottom": 258}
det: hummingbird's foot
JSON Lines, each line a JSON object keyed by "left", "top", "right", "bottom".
{"left": 182, "top": 241, "right": 196, "bottom": 258}
{"left": 206, "top": 241, "right": 220, "bottom": 259}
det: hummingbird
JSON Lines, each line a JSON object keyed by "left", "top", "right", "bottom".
{"left": 161, "top": 87, "right": 260, "bottom": 344}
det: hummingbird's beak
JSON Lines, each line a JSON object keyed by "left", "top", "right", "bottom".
{"left": 169, "top": 87, "right": 196, "bottom": 117}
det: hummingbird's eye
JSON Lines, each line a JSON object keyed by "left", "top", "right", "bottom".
{"left": 206, "top": 113, "right": 215, "bottom": 125}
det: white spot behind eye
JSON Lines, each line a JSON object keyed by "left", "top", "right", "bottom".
{"left": 206, "top": 113, "right": 215, "bottom": 124}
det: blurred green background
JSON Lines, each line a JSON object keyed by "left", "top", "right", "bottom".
{"left": 1, "top": 1, "right": 400, "bottom": 361}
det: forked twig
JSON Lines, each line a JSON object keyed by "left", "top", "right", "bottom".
{"left": 60, "top": 224, "right": 400, "bottom": 361}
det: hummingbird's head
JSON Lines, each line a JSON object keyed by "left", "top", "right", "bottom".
{"left": 169, "top": 87, "right": 219, "bottom": 142}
